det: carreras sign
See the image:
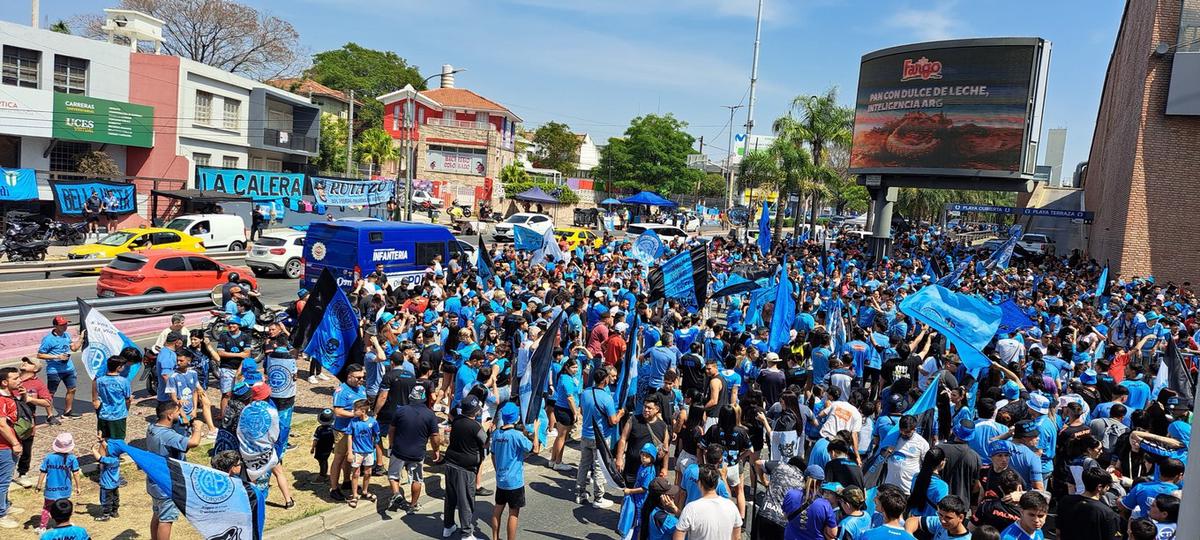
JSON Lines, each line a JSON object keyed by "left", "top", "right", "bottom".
{"left": 51, "top": 92, "right": 154, "bottom": 148}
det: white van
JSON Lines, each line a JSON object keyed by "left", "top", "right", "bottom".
{"left": 163, "top": 214, "right": 248, "bottom": 251}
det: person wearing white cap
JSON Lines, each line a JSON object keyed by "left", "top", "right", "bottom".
{"left": 1026, "top": 393, "right": 1058, "bottom": 477}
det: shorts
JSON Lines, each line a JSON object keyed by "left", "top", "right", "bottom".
{"left": 219, "top": 368, "right": 237, "bottom": 393}
{"left": 46, "top": 371, "right": 77, "bottom": 393}
{"left": 388, "top": 457, "right": 424, "bottom": 484}
{"left": 97, "top": 418, "right": 127, "bottom": 441}
{"left": 350, "top": 452, "right": 376, "bottom": 469}
{"left": 334, "top": 431, "right": 350, "bottom": 456}
{"left": 85, "top": 212, "right": 100, "bottom": 223}
{"left": 554, "top": 405, "right": 576, "bottom": 427}
{"left": 495, "top": 486, "right": 526, "bottom": 509}
{"left": 441, "top": 362, "right": 458, "bottom": 375}
{"left": 152, "top": 496, "right": 180, "bottom": 522}
{"left": 676, "top": 450, "right": 697, "bottom": 473}
{"left": 724, "top": 462, "right": 741, "bottom": 487}
{"left": 105, "top": 212, "right": 117, "bottom": 221}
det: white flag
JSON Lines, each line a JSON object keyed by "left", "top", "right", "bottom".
{"left": 532, "top": 227, "right": 566, "bottom": 265}
{"left": 77, "top": 298, "right": 134, "bottom": 380}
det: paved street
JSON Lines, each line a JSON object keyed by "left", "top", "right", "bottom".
{"left": 301, "top": 442, "right": 621, "bottom": 540}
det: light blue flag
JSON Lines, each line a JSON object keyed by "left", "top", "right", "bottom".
{"left": 302, "top": 285, "right": 359, "bottom": 375}
{"left": 986, "top": 225, "right": 1023, "bottom": 270}
{"left": 827, "top": 299, "right": 847, "bottom": 361}
{"left": 476, "top": 234, "right": 494, "bottom": 286}
{"left": 899, "top": 284, "right": 1001, "bottom": 373}
{"left": 905, "top": 373, "right": 942, "bottom": 416}
{"left": 768, "top": 261, "right": 796, "bottom": 352}
{"left": 633, "top": 229, "right": 663, "bottom": 266}
{"left": 513, "top": 224, "right": 543, "bottom": 251}
{"left": 937, "top": 256, "right": 972, "bottom": 288}
{"left": 108, "top": 440, "right": 263, "bottom": 540}
{"left": 1095, "top": 264, "right": 1109, "bottom": 299}
{"left": 757, "top": 201, "right": 771, "bottom": 255}
{"left": 745, "top": 284, "right": 778, "bottom": 328}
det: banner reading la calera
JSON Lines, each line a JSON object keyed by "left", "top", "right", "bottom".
{"left": 195, "top": 166, "right": 307, "bottom": 197}
{"left": 311, "top": 177, "right": 395, "bottom": 206}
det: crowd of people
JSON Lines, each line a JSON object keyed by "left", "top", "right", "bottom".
{"left": 0, "top": 213, "right": 1192, "bottom": 540}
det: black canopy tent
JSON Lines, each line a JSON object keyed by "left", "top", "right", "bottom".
{"left": 149, "top": 189, "right": 254, "bottom": 226}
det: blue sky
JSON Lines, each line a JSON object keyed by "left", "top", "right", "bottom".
{"left": 11, "top": 0, "right": 1124, "bottom": 170}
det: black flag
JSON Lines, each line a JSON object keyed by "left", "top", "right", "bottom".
{"left": 591, "top": 416, "right": 626, "bottom": 489}
{"left": 648, "top": 244, "right": 709, "bottom": 311}
{"left": 1165, "top": 338, "right": 1195, "bottom": 403}
{"left": 291, "top": 268, "right": 363, "bottom": 380}
{"left": 523, "top": 312, "right": 565, "bottom": 425}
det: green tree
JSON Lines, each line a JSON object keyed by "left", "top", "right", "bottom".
{"left": 49, "top": 20, "right": 70, "bottom": 34}
{"left": 75, "top": 150, "right": 120, "bottom": 177}
{"left": 595, "top": 114, "right": 705, "bottom": 195}
{"left": 500, "top": 163, "right": 529, "bottom": 184}
{"left": 313, "top": 113, "right": 348, "bottom": 174}
{"left": 768, "top": 137, "right": 817, "bottom": 239}
{"left": 698, "top": 172, "right": 728, "bottom": 198}
{"left": 826, "top": 144, "right": 869, "bottom": 214}
{"left": 354, "top": 128, "right": 398, "bottom": 176}
{"left": 306, "top": 43, "right": 425, "bottom": 133}
{"left": 773, "top": 88, "right": 854, "bottom": 236}
{"left": 531, "top": 122, "right": 581, "bottom": 176}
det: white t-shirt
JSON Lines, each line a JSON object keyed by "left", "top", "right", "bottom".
{"left": 884, "top": 432, "right": 929, "bottom": 494}
{"left": 676, "top": 495, "right": 742, "bottom": 540}
{"left": 819, "top": 400, "right": 864, "bottom": 439}
{"left": 996, "top": 338, "right": 1024, "bottom": 364}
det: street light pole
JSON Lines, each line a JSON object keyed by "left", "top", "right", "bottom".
{"left": 346, "top": 89, "right": 355, "bottom": 176}
{"left": 723, "top": 104, "right": 744, "bottom": 212}
{"left": 404, "top": 68, "right": 466, "bottom": 221}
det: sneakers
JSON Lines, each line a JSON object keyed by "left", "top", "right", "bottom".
{"left": 371, "top": 465, "right": 386, "bottom": 477}
{"left": 205, "top": 432, "right": 218, "bottom": 440}
{"left": 592, "top": 498, "right": 614, "bottom": 509}
{"left": 329, "top": 488, "right": 346, "bottom": 502}
{"left": 548, "top": 429, "right": 559, "bottom": 438}
{"left": 407, "top": 502, "right": 420, "bottom": 514}
{"left": 47, "top": 416, "right": 61, "bottom": 426}
{"left": 13, "top": 475, "right": 33, "bottom": 488}
{"left": 62, "top": 410, "right": 80, "bottom": 418}
{"left": 388, "top": 494, "right": 408, "bottom": 511}
{"left": 442, "top": 526, "right": 457, "bottom": 538}
{"left": 33, "top": 527, "right": 45, "bottom": 535}
{"left": 308, "top": 376, "right": 320, "bottom": 384}
{"left": 552, "top": 462, "right": 572, "bottom": 472}
{"left": 318, "top": 373, "right": 332, "bottom": 381}
{"left": 475, "top": 487, "right": 493, "bottom": 497}
{"left": 95, "top": 514, "right": 111, "bottom": 522}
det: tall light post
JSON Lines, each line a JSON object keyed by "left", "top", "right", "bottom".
{"left": 722, "top": 104, "right": 745, "bottom": 212}
{"left": 404, "top": 68, "right": 466, "bottom": 220}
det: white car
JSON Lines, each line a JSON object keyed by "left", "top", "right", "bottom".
{"left": 626, "top": 223, "right": 689, "bottom": 243}
{"left": 1018, "top": 233, "right": 1054, "bottom": 254}
{"left": 666, "top": 211, "right": 701, "bottom": 232}
{"left": 408, "top": 189, "right": 443, "bottom": 208}
{"left": 163, "top": 214, "right": 248, "bottom": 251}
{"left": 492, "top": 213, "right": 553, "bottom": 242}
{"left": 246, "top": 228, "right": 306, "bottom": 278}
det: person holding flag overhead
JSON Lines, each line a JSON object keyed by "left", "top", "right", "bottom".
{"left": 144, "top": 400, "right": 206, "bottom": 540}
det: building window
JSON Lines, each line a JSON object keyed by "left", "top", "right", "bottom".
{"left": 195, "top": 91, "right": 213, "bottom": 124}
{"left": 52, "top": 55, "right": 87, "bottom": 94}
{"left": 222, "top": 156, "right": 238, "bottom": 168}
{"left": 49, "top": 141, "right": 90, "bottom": 172}
{"left": 393, "top": 104, "right": 400, "bottom": 130}
{"left": 265, "top": 159, "right": 282, "bottom": 172}
{"left": 2, "top": 46, "right": 40, "bottom": 89}
{"left": 223, "top": 98, "right": 240, "bottom": 130}
{"left": 1181, "top": 0, "right": 1200, "bottom": 52}
{"left": 193, "top": 153, "right": 211, "bottom": 167}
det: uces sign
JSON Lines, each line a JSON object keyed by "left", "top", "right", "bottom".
{"left": 51, "top": 93, "right": 154, "bottom": 148}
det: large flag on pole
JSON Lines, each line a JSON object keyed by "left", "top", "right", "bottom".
{"left": 591, "top": 416, "right": 626, "bottom": 490}
{"left": 996, "top": 299, "right": 1036, "bottom": 334}
{"left": 298, "top": 269, "right": 361, "bottom": 376}
{"left": 1094, "top": 264, "right": 1109, "bottom": 304}
{"left": 985, "top": 225, "right": 1022, "bottom": 270}
{"left": 905, "top": 373, "right": 942, "bottom": 417}
{"left": 1156, "top": 338, "right": 1195, "bottom": 403}
{"left": 513, "top": 224, "right": 543, "bottom": 251}
{"left": 648, "top": 245, "right": 709, "bottom": 313}
{"left": 476, "top": 234, "right": 494, "bottom": 285}
{"left": 520, "top": 312, "right": 565, "bottom": 425}
{"left": 632, "top": 229, "right": 663, "bottom": 267}
{"left": 767, "top": 260, "right": 796, "bottom": 352}
{"left": 899, "top": 284, "right": 1001, "bottom": 373}
{"left": 108, "top": 440, "right": 263, "bottom": 540}
{"left": 532, "top": 226, "right": 566, "bottom": 265}
{"left": 757, "top": 201, "right": 771, "bottom": 256}
{"left": 827, "top": 299, "right": 847, "bottom": 361}
{"left": 614, "top": 317, "right": 640, "bottom": 416}
{"left": 77, "top": 298, "right": 140, "bottom": 380}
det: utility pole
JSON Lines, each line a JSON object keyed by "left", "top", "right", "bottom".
{"left": 30, "top": 0, "right": 38, "bottom": 28}
{"left": 722, "top": 104, "right": 745, "bottom": 212}
{"left": 403, "top": 99, "right": 415, "bottom": 221}
{"left": 744, "top": 0, "right": 764, "bottom": 148}
{"left": 345, "top": 89, "right": 355, "bottom": 176}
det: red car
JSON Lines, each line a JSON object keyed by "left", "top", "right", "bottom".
{"left": 97, "top": 250, "right": 257, "bottom": 298}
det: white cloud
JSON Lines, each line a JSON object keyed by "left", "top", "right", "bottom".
{"left": 885, "top": 3, "right": 966, "bottom": 41}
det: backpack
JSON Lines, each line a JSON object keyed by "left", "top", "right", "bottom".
{"left": 2, "top": 394, "right": 33, "bottom": 440}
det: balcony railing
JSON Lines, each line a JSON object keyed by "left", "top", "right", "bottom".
{"left": 263, "top": 128, "right": 318, "bottom": 153}
{"left": 425, "top": 117, "right": 492, "bottom": 131}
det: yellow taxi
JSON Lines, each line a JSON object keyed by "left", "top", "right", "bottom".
{"left": 554, "top": 227, "right": 603, "bottom": 250}
{"left": 68, "top": 227, "right": 206, "bottom": 262}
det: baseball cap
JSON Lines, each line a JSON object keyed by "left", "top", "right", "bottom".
{"left": 615, "top": 322, "right": 629, "bottom": 333}
{"left": 1014, "top": 420, "right": 1039, "bottom": 439}
{"left": 765, "top": 352, "right": 782, "bottom": 364}
{"left": 1002, "top": 380, "right": 1021, "bottom": 400}
{"left": 409, "top": 385, "right": 427, "bottom": 403}
{"left": 953, "top": 419, "right": 976, "bottom": 441}
{"left": 250, "top": 382, "right": 271, "bottom": 401}
{"left": 804, "top": 464, "right": 825, "bottom": 481}
{"left": 988, "top": 440, "right": 1014, "bottom": 456}
{"left": 820, "top": 482, "right": 843, "bottom": 494}
{"left": 1167, "top": 396, "right": 1192, "bottom": 410}
{"left": 165, "top": 331, "right": 185, "bottom": 343}
{"left": 460, "top": 395, "right": 482, "bottom": 418}
{"left": 1080, "top": 369, "right": 1098, "bottom": 385}
{"left": 19, "top": 357, "right": 42, "bottom": 372}
{"left": 1027, "top": 393, "right": 1051, "bottom": 415}
{"left": 839, "top": 486, "right": 866, "bottom": 509}
{"left": 51, "top": 316, "right": 68, "bottom": 326}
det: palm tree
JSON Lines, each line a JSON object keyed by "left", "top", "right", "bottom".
{"left": 773, "top": 88, "right": 854, "bottom": 237}
{"left": 767, "top": 137, "right": 814, "bottom": 240}
{"left": 354, "top": 128, "right": 398, "bottom": 176}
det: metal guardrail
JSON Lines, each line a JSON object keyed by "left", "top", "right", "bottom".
{"left": 0, "top": 251, "right": 248, "bottom": 278}
{"left": 950, "top": 230, "right": 999, "bottom": 244}
{"left": 0, "top": 290, "right": 212, "bottom": 325}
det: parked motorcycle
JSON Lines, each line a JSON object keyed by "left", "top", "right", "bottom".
{"left": 48, "top": 221, "right": 88, "bottom": 245}
{"left": 451, "top": 201, "right": 474, "bottom": 218}
{"left": 4, "top": 229, "right": 51, "bottom": 261}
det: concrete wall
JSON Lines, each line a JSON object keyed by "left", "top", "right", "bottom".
{"left": 1085, "top": 0, "right": 1200, "bottom": 282}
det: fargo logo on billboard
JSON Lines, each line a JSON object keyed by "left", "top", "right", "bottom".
{"left": 901, "top": 57, "right": 943, "bottom": 81}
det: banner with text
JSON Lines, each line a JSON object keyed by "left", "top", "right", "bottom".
{"left": 48, "top": 180, "right": 137, "bottom": 215}
{"left": 311, "top": 177, "right": 395, "bottom": 206}
{"left": 427, "top": 146, "right": 486, "bottom": 176}
{"left": 0, "top": 168, "right": 38, "bottom": 201}
{"left": 52, "top": 92, "right": 154, "bottom": 148}
{"left": 196, "top": 167, "right": 308, "bottom": 198}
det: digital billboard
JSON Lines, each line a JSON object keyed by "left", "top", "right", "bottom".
{"left": 849, "top": 38, "right": 1050, "bottom": 179}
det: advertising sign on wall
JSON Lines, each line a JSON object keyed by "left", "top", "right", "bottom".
{"left": 52, "top": 93, "right": 154, "bottom": 148}
{"left": 849, "top": 38, "right": 1050, "bottom": 179}
{"left": 427, "top": 146, "right": 486, "bottom": 176}
{"left": 48, "top": 179, "right": 137, "bottom": 215}
{"left": 311, "top": 177, "right": 395, "bottom": 206}
{"left": 196, "top": 167, "right": 307, "bottom": 197}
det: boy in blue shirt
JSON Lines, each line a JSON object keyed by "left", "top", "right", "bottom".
{"left": 346, "top": 399, "right": 379, "bottom": 508}
{"left": 37, "top": 499, "right": 88, "bottom": 540}
{"left": 92, "top": 357, "right": 132, "bottom": 442}
{"left": 1000, "top": 492, "right": 1048, "bottom": 540}
{"left": 90, "top": 436, "right": 121, "bottom": 521}
{"left": 490, "top": 403, "right": 532, "bottom": 540}
{"left": 166, "top": 350, "right": 213, "bottom": 437}
{"left": 37, "top": 433, "right": 81, "bottom": 533}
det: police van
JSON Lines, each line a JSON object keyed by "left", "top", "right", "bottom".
{"left": 300, "top": 221, "right": 463, "bottom": 291}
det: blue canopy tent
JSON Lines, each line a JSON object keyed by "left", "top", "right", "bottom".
{"left": 620, "top": 191, "right": 679, "bottom": 208}
{"left": 513, "top": 187, "right": 560, "bottom": 204}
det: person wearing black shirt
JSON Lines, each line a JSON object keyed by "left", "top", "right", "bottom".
{"left": 215, "top": 320, "right": 251, "bottom": 419}
{"left": 824, "top": 438, "right": 864, "bottom": 489}
{"left": 443, "top": 395, "right": 490, "bottom": 538}
{"left": 388, "top": 385, "right": 441, "bottom": 513}
{"left": 972, "top": 468, "right": 1022, "bottom": 533}
{"left": 1057, "top": 466, "right": 1121, "bottom": 540}
{"left": 376, "top": 355, "right": 427, "bottom": 428}
{"left": 677, "top": 342, "right": 707, "bottom": 397}
{"left": 937, "top": 419, "right": 983, "bottom": 506}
